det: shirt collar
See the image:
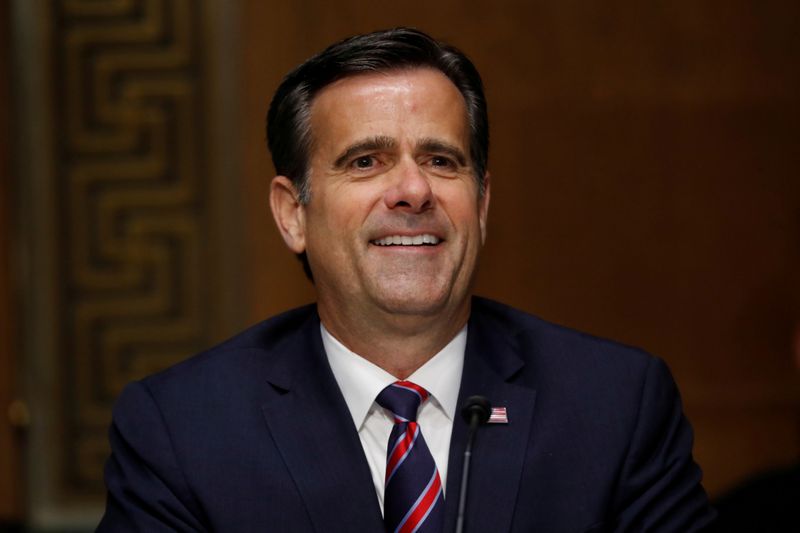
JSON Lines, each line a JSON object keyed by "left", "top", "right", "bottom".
{"left": 321, "top": 323, "right": 466, "bottom": 430}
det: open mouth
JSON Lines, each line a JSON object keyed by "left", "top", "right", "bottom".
{"left": 370, "top": 234, "right": 441, "bottom": 246}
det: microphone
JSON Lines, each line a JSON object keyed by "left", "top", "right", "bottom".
{"left": 455, "top": 396, "right": 491, "bottom": 533}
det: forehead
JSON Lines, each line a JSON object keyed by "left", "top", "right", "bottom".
{"left": 308, "top": 68, "right": 470, "bottom": 152}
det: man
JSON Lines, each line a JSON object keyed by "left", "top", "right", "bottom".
{"left": 99, "top": 28, "right": 715, "bottom": 532}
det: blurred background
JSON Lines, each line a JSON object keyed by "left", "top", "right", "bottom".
{"left": 1, "top": 0, "right": 798, "bottom": 530}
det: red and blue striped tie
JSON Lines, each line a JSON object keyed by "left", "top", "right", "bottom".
{"left": 376, "top": 381, "right": 444, "bottom": 533}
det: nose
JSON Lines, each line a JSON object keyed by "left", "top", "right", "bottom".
{"left": 383, "top": 160, "right": 434, "bottom": 213}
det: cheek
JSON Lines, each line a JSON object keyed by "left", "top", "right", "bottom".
{"left": 439, "top": 187, "right": 483, "bottom": 225}
{"left": 306, "top": 195, "right": 367, "bottom": 247}
{"left": 334, "top": 185, "right": 386, "bottom": 225}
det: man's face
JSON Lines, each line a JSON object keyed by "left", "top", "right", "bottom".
{"left": 275, "top": 68, "right": 489, "bottom": 322}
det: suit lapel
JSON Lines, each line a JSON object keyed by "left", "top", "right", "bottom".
{"left": 259, "top": 312, "right": 384, "bottom": 532}
{"left": 444, "top": 305, "right": 538, "bottom": 532}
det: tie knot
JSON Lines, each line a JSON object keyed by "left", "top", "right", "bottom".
{"left": 376, "top": 381, "right": 430, "bottom": 423}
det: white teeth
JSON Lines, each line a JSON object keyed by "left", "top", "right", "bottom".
{"left": 372, "top": 234, "right": 441, "bottom": 246}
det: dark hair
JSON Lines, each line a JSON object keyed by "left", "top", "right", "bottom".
{"left": 266, "top": 28, "right": 489, "bottom": 280}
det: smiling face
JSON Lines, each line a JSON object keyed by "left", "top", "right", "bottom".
{"left": 271, "top": 68, "right": 489, "bottom": 333}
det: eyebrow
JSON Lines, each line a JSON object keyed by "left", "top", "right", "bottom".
{"left": 331, "top": 135, "right": 469, "bottom": 169}
{"left": 333, "top": 136, "right": 396, "bottom": 169}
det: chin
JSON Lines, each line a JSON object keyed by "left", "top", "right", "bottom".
{"left": 371, "top": 286, "right": 455, "bottom": 317}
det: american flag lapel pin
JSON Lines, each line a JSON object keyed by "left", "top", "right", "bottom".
{"left": 488, "top": 406, "right": 508, "bottom": 424}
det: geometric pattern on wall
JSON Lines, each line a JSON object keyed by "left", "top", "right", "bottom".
{"left": 52, "top": 0, "right": 210, "bottom": 496}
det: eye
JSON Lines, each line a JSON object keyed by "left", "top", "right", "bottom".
{"left": 426, "top": 155, "right": 461, "bottom": 175}
{"left": 351, "top": 155, "right": 376, "bottom": 169}
{"left": 430, "top": 156, "right": 454, "bottom": 168}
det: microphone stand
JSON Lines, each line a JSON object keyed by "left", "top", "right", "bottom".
{"left": 455, "top": 396, "right": 490, "bottom": 533}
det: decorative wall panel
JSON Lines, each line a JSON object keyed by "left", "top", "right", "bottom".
{"left": 49, "top": 0, "right": 214, "bottom": 498}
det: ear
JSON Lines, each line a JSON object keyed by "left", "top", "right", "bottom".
{"left": 478, "top": 172, "right": 491, "bottom": 245}
{"left": 270, "top": 176, "right": 307, "bottom": 254}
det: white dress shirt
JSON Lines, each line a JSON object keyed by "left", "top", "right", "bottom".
{"left": 321, "top": 323, "right": 466, "bottom": 513}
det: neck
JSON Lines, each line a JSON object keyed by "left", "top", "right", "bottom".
{"left": 318, "top": 299, "right": 470, "bottom": 379}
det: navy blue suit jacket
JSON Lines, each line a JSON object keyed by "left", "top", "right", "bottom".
{"left": 99, "top": 298, "right": 715, "bottom": 532}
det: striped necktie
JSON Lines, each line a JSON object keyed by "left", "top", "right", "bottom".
{"left": 376, "top": 381, "right": 444, "bottom": 533}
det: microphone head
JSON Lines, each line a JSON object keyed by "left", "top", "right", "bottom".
{"left": 461, "top": 395, "right": 491, "bottom": 425}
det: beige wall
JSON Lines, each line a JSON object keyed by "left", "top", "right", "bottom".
{"left": 241, "top": 1, "right": 800, "bottom": 497}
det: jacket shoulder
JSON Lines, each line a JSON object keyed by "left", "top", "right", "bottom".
{"left": 140, "top": 303, "right": 318, "bottom": 392}
{"left": 471, "top": 296, "right": 651, "bottom": 364}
